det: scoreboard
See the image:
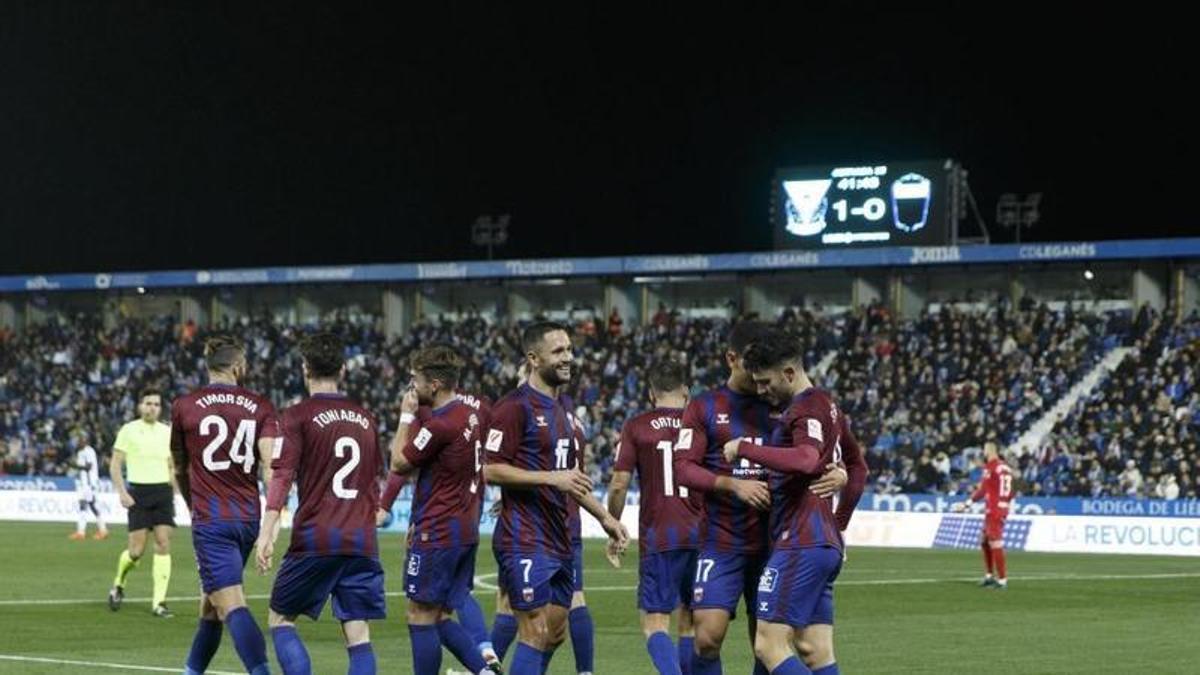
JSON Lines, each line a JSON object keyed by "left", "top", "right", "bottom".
{"left": 773, "top": 159, "right": 962, "bottom": 249}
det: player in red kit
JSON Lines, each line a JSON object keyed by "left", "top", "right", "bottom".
{"left": 483, "top": 321, "right": 628, "bottom": 675}
{"left": 384, "top": 345, "right": 496, "bottom": 675}
{"left": 171, "top": 335, "right": 277, "bottom": 675}
{"left": 256, "top": 332, "right": 385, "bottom": 675}
{"left": 956, "top": 442, "right": 1013, "bottom": 589}
{"left": 606, "top": 360, "right": 703, "bottom": 675}
{"left": 724, "top": 332, "right": 867, "bottom": 675}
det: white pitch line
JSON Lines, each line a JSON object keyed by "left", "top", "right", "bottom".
{"left": 0, "top": 654, "right": 241, "bottom": 674}
{"left": 1, "top": 571, "right": 1195, "bottom": 607}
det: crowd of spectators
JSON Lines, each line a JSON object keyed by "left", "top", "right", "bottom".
{"left": 2, "top": 301, "right": 1196, "bottom": 501}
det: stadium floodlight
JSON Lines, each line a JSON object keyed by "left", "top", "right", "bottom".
{"left": 996, "top": 193, "right": 1042, "bottom": 243}
{"left": 1083, "top": 269, "right": 1095, "bottom": 281}
{"left": 471, "top": 214, "right": 510, "bottom": 260}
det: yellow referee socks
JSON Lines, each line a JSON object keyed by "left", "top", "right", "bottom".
{"left": 113, "top": 550, "right": 139, "bottom": 588}
{"left": 152, "top": 553, "right": 171, "bottom": 608}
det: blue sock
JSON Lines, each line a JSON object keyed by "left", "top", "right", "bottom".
{"left": 692, "top": 653, "right": 722, "bottom": 675}
{"left": 438, "top": 619, "right": 489, "bottom": 672}
{"left": 185, "top": 618, "right": 222, "bottom": 675}
{"left": 409, "top": 624, "right": 442, "bottom": 675}
{"left": 678, "top": 636, "right": 695, "bottom": 675}
{"left": 510, "top": 642, "right": 544, "bottom": 675}
{"left": 812, "top": 664, "right": 839, "bottom": 675}
{"left": 771, "top": 656, "right": 811, "bottom": 675}
{"left": 646, "top": 631, "right": 681, "bottom": 675}
{"left": 347, "top": 642, "right": 375, "bottom": 675}
{"left": 568, "top": 606, "right": 595, "bottom": 672}
{"left": 457, "top": 594, "right": 491, "bottom": 653}
{"left": 755, "top": 659, "right": 772, "bottom": 675}
{"left": 491, "top": 613, "right": 518, "bottom": 662}
{"left": 271, "top": 626, "right": 312, "bottom": 675}
{"left": 224, "top": 607, "right": 270, "bottom": 675}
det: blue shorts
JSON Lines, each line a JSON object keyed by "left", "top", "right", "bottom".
{"left": 690, "top": 549, "right": 768, "bottom": 620}
{"left": 192, "top": 521, "right": 259, "bottom": 594}
{"left": 639, "top": 549, "right": 697, "bottom": 613}
{"left": 572, "top": 540, "right": 584, "bottom": 592}
{"left": 270, "top": 555, "right": 387, "bottom": 622}
{"left": 496, "top": 552, "right": 574, "bottom": 611}
{"left": 755, "top": 546, "right": 841, "bottom": 628}
{"left": 404, "top": 544, "right": 477, "bottom": 609}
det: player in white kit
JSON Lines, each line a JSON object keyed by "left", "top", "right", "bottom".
{"left": 70, "top": 435, "right": 109, "bottom": 540}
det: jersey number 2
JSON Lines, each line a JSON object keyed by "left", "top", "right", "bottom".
{"left": 332, "top": 437, "right": 361, "bottom": 499}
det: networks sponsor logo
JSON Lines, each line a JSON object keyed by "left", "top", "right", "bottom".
{"left": 1018, "top": 243, "right": 1097, "bottom": 260}
{"left": 908, "top": 247, "right": 961, "bottom": 265}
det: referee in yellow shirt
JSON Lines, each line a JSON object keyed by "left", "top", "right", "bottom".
{"left": 107, "top": 388, "right": 180, "bottom": 618}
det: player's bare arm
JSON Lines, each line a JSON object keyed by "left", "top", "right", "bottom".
{"left": 110, "top": 450, "right": 134, "bottom": 509}
{"left": 605, "top": 470, "right": 632, "bottom": 566}
{"left": 573, "top": 489, "right": 630, "bottom": 560}
{"left": 170, "top": 426, "right": 191, "bottom": 506}
{"left": 255, "top": 437, "right": 275, "bottom": 486}
{"left": 389, "top": 387, "right": 419, "bottom": 474}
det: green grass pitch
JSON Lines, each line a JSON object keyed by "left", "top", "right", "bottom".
{"left": 0, "top": 521, "right": 1195, "bottom": 673}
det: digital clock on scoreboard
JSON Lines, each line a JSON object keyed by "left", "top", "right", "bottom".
{"left": 773, "top": 160, "right": 960, "bottom": 249}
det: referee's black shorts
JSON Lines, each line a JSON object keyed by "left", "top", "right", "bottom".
{"left": 127, "top": 483, "right": 175, "bottom": 530}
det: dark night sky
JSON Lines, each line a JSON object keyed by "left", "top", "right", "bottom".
{"left": 0, "top": 4, "right": 1191, "bottom": 275}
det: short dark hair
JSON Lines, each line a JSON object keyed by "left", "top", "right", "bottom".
{"left": 204, "top": 334, "right": 245, "bottom": 373}
{"left": 410, "top": 343, "right": 465, "bottom": 388}
{"left": 139, "top": 388, "right": 161, "bottom": 402}
{"left": 742, "top": 330, "right": 804, "bottom": 372}
{"left": 521, "top": 321, "right": 569, "bottom": 354}
{"left": 648, "top": 360, "right": 688, "bottom": 393}
{"left": 299, "top": 332, "right": 344, "bottom": 378}
{"left": 727, "top": 320, "right": 773, "bottom": 354}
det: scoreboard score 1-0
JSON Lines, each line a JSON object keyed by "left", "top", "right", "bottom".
{"left": 773, "top": 159, "right": 962, "bottom": 249}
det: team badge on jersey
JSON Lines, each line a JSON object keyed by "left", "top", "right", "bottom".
{"left": 535, "top": 415, "right": 548, "bottom": 428}
{"left": 413, "top": 427, "right": 433, "bottom": 451}
{"left": 716, "top": 413, "right": 730, "bottom": 425}
{"left": 407, "top": 553, "right": 421, "bottom": 576}
{"left": 758, "top": 567, "right": 779, "bottom": 593}
{"left": 522, "top": 587, "right": 535, "bottom": 603}
{"left": 486, "top": 429, "right": 504, "bottom": 452}
{"left": 693, "top": 587, "right": 704, "bottom": 603}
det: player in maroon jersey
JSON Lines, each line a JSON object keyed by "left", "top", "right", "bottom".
{"left": 255, "top": 332, "right": 385, "bottom": 675}
{"left": 171, "top": 335, "right": 277, "bottom": 675}
{"left": 721, "top": 332, "right": 866, "bottom": 675}
{"left": 672, "top": 321, "right": 848, "bottom": 675}
{"left": 607, "top": 360, "right": 703, "bottom": 675}
{"left": 384, "top": 344, "right": 496, "bottom": 674}
{"left": 955, "top": 442, "right": 1013, "bottom": 589}
{"left": 483, "top": 321, "right": 628, "bottom": 675}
